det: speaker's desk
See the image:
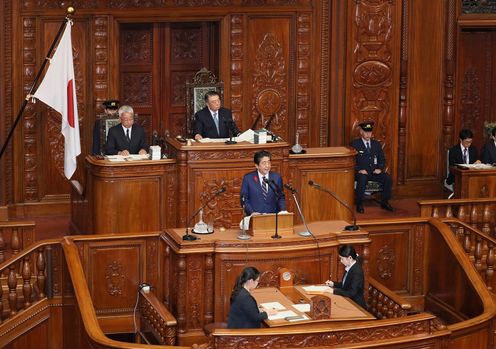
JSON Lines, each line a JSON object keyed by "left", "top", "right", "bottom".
{"left": 252, "top": 286, "right": 373, "bottom": 327}
{"left": 161, "top": 220, "right": 370, "bottom": 344}
{"left": 451, "top": 165, "right": 496, "bottom": 198}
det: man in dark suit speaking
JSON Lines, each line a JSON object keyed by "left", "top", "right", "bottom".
{"left": 240, "top": 150, "right": 286, "bottom": 215}
{"left": 193, "top": 91, "right": 240, "bottom": 140}
{"left": 350, "top": 121, "right": 392, "bottom": 214}
{"left": 105, "top": 105, "right": 148, "bottom": 156}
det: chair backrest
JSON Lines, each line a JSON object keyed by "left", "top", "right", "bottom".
{"left": 185, "top": 68, "right": 224, "bottom": 137}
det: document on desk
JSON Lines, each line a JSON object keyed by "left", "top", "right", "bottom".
{"left": 292, "top": 303, "right": 311, "bottom": 312}
{"left": 302, "top": 285, "right": 330, "bottom": 293}
{"left": 106, "top": 154, "right": 149, "bottom": 162}
{"left": 267, "top": 310, "right": 297, "bottom": 320}
{"left": 457, "top": 163, "right": 495, "bottom": 170}
{"left": 260, "top": 302, "right": 286, "bottom": 310}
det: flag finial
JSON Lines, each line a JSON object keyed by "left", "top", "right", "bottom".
{"left": 66, "top": 6, "right": 75, "bottom": 16}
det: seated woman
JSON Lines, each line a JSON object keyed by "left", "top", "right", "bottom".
{"left": 227, "top": 266, "right": 277, "bottom": 328}
{"left": 325, "top": 245, "right": 367, "bottom": 309}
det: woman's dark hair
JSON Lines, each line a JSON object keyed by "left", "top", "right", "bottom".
{"left": 230, "top": 266, "right": 260, "bottom": 304}
{"left": 339, "top": 245, "right": 361, "bottom": 263}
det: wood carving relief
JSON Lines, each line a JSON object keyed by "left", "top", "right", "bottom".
{"left": 462, "top": 0, "right": 496, "bottom": 13}
{"left": 186, "top": 256, "right": 204, "bottom": 329}
{"left": 230, "top": 15, "right": 244, "bottom": 125}
{"left": 376, "top": 244, "right": 395, "bottom": 280}
{"left": 212, "top": 319, "right": 434, "bottom": 348}
{"left": 22, "top": 18, "right": 39, "bottom": 201}
{"left": 351, "top": 0, "right": 395, "bottom": 157}
{"left": 121, "top": 73, "right": 153, "bottom": 107}
{"left": 296, "top": 13, "right": 311, "bottom": 147}
{"left": 201, "top": 178, "right": 242, "bottom": 229}
{"left": 460, "top": 68, "right": 481, "bottom": 131}
{"left": 413, "top": 224, "right": 424, "bottom": 294}
{"left": 105, "top": 260, "right": 125, "bottom": 296}
{"left": 93, "top": 17, "right": 110, "bottom": 108}
{"left": 171, "top": 28, "right": 202, "bottom": 64}
{"left": 251, "top": 33, "right": 287, "bottom": 138}
{"left": 121, "top": 28, "right": 152, "bottom": 64}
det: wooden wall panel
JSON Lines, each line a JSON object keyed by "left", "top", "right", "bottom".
{"left": 405, "top": 0, "right": 445, "bottom": 180}
{"left": 85, "top": 240, "right": 145, "bottom": 315}
{"left": 456, "top": 30, "right": 496, "bottom": 152}
{"left": 245, "top": 16, "right": 292, "bottom": 142}
{"left": 346, "top": 0, "right": 402, "bottom": 181}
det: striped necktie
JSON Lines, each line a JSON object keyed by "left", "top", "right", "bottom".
{"left": 463, "top": 148, "right": 468, "bottom": 164}
{"left": 262, "top": 177, "right": 268, "bottom": 200}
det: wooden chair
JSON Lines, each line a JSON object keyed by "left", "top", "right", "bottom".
{"left": 185, "top": 67, "right": 224, "bottom": 137}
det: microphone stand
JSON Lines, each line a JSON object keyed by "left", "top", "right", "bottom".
{"left": 308, "top": 181, "right": 359, "bottom": 231}
{"left": 250, "top": 113, "right": 262, "bottom": 130}
{"left": 183, "top": 188, "right": 226, "bottom": 241}
{"left": 285, "top": 185, "right": 312, "bottom": 237}
{"left": 264, "top": 178, "right": 281, "bottom": 239}
{"left": 237, "top": 197, "right": 251, "bottom": 240}
{"left": 224, "top": 120, "right": 237, "bottom": 145}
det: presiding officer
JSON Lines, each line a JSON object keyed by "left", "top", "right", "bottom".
{"left": 240, "top": 150, "right": 286, "bottom": 215}
{"left": 350, "top": 121, "right": 392, "bottom": 214}
{"left": 105, "top": 105, "right": 148, "bottom": 156}
{"left": 193, "top": 91, "right": 240, "bottom": 140}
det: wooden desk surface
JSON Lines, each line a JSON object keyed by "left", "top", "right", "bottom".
{"left": 252, "top": 286, "right": 373, "bottom": 327}
{"left": 162, "top": 220, "right": 370, "bottom": 253}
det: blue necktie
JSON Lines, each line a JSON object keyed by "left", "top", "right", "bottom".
{"left": 366, "top": 142, "right": 371, "bottom": 153}
{"left": 213, "top": 112, "right": 219, "bottom": 134}
{"left": 262, "top": 177, "right": 268, "bottom": 201}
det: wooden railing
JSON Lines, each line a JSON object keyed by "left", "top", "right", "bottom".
{"left": 418, "top": 198, "right": 496, "bottom": 237}
{"left": 0, "top": 240, "right": 53, "bottom": 323}
{"left": 367, "top": 277, "right": 411, "bottom": 319}
{"left": 441, "top": 219, "right": 496, "bottom": 292}
{"left": 0, "top": 220, "right": 36, "bottom": 264}
{"left": 138, "top": 289, "right": 177, "bottom": 345}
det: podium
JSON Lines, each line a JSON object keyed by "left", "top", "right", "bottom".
{"left": 249, "top": 213, "right": 294, "bottom": 238}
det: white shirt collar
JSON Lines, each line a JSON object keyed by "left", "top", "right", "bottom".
{"left": 257, "top": 171, "right": 269, "bottom": 184}
{"left": 344, "top": 259, "right": 356, "bottom": 272}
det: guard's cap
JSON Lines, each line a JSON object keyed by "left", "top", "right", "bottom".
{"left": 102, "top": 99, "right": 119, "bottom": 109}
{"left": 358, "top": 121, "right": 375, "bottom": 132}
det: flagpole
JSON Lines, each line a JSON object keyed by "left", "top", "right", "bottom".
{"left": 0, "top": 6, "right": 75, "bottom": 160}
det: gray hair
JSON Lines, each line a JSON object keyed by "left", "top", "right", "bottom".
{"left": 118, "top": 105, "right": 134, "bottom": 118}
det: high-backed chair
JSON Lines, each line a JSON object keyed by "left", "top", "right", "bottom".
{"left": 444, "top": 149, "right": 454, "bottom": 199}
{"left": 185, "top": 68, "right": 224, "bottom": 137}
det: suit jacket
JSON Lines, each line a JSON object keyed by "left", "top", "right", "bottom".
{"left": 240, "top": 171, "right": 286, "bottom": 215}
{"left": 482, "top": 141, "right": 496, "bottom": 165}
{"left": 227, "top": 288, "right": 268, "bottom": 329}
{"left": 105, "top": 123, "right": 147, "bottom": 155}
{"left": 350, "top": 138, "right": 386, "bottom": 173}
{"left": 332, "top": 262, "right": 367, "bottom": 309}
{"left": 446, "top": 144, "right": 479, "bottom": 184}
{"left": 193, "top": 107, "right": 240, "bottom": 138}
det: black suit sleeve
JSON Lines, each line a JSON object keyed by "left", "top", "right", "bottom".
{"left": 332, "top": 265, "right": 364, "bottom": 301}
{"left": 105, "top": 127, "right": 119, "bottom": 155}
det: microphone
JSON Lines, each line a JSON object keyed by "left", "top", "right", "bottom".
{"left": 224, "top": 119, "right": 237, "bottom": 145}
{"left": 308, "top": 180, "right": 359, "bottom": 231}
{"left": 250, "top": 113, "right": 262, "bottom": 130}
{"left": 284, "top": 183, "right": 297, "bottom": 193}
{"left": 264, "top": 113, "right": 277, "bottom": 130}
{"left": 262, "top": 177, "right": 282, "bottom": 239}
{"left": 183, "top": 187, "right": 226, "bottom": 241}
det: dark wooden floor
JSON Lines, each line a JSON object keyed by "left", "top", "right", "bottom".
{"left": 25, "top": 197, "right": 423, "bottom": 242}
